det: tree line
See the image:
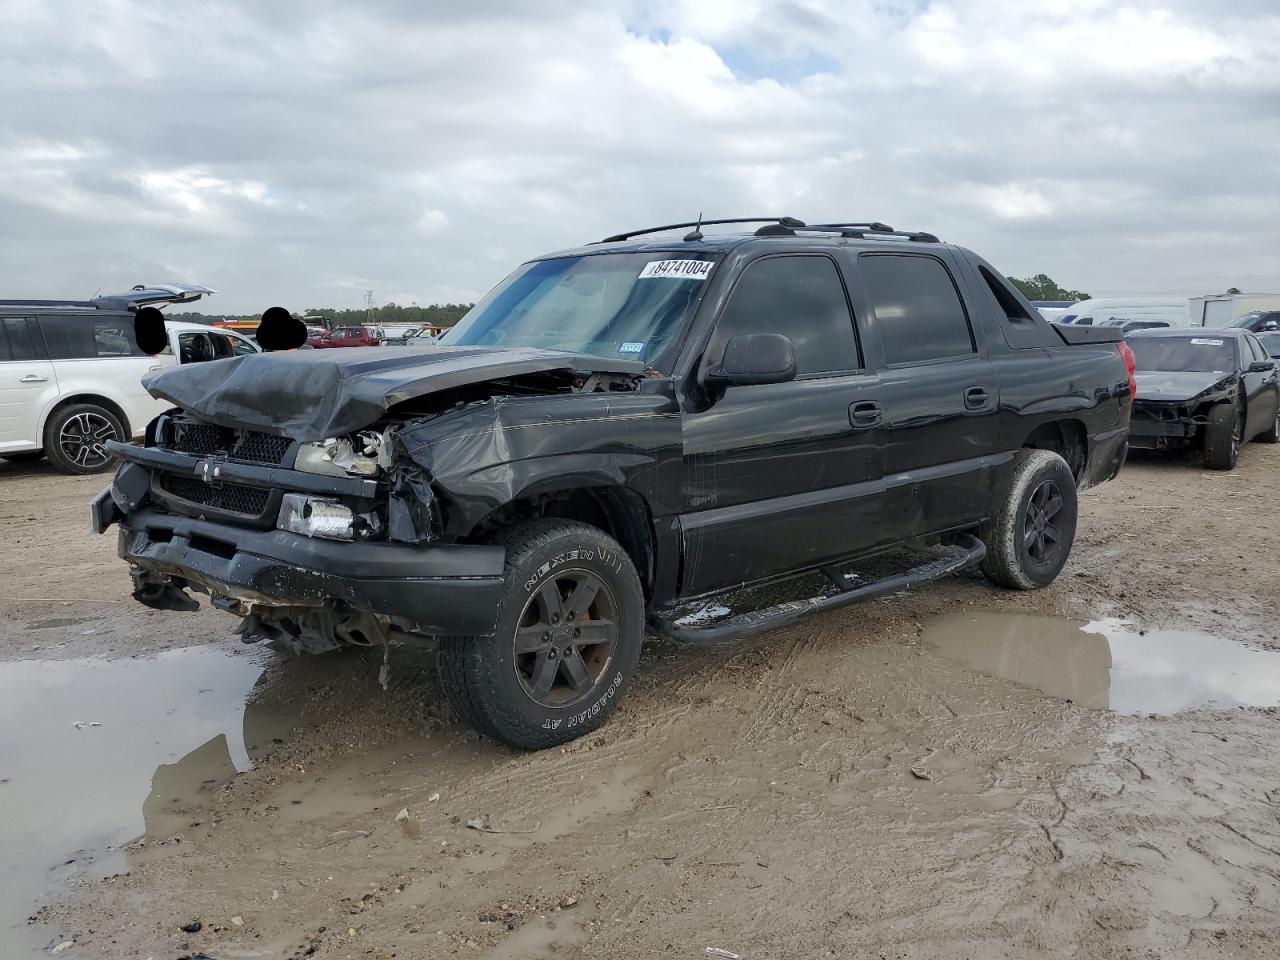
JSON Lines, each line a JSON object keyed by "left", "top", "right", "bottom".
{"left": 168, "top": 302, "right": 473, "bottom": 328}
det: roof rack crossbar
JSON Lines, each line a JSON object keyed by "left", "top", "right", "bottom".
{"left": 770, "top": 222, "right": 940, "bottom": 243}
{"left": 600, "top": 217, "right": 805, "bottom": 243}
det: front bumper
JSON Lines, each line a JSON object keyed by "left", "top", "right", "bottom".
{"left": 107, "top": 500, "right": 506, "bottom": 636}
{"left": 1128, "top": 402, "right": 1202, "bottom": 450}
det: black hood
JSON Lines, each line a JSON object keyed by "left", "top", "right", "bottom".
{"left": 1133, "top": 370, "right": 1234, "bottom": 403}
{"left": 141, "top": 345, "right": 645, "bottom": 440}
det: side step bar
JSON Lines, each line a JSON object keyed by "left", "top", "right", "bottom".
{"left": 649, "top": 534, "right": 986, "bottom": 644}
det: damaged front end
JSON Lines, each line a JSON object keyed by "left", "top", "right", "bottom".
{"left": 93, "top": 410, "right": 505, "bottom": 649}
{"left": 92, "top": 345, "right": 650, "bottom": 652}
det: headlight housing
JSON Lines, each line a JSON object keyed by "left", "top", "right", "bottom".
{"left": 278, "top": 494, "right": 355, "bottom": 541}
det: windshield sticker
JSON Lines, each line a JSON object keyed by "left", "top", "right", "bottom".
{"left": 638, "top": 259, "right": 714, "bottom": 281}
{"left": 619, "top": 341, "right": 645, "bottom": 354}
{"left": 1190, "top": 338, "right": 1225, "bottom": 345}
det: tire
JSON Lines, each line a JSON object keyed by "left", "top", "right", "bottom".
{"left": 438, "top": 518, "right": 644, "bottom": 750}
{"left": 981, "top": 449, "right": 1078, "bottom": 590}
{"left": 42, "top": 403, "right": 126, "bottom": 475}
{"left": 1, "top": 451, "right": 44, "bottom": 464}
{"left": 1203, "top": 403, "right": 1242, "bottom": 469}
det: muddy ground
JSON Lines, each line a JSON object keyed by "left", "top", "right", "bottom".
{"left": 2, "top": 444, "right": 1279, "bottom": 959}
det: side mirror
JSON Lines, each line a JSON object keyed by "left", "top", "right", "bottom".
{"left": 705, "top": 333, "right": 798, "bottom": 388}
{"left": 1247, "top": 359, "right": 1274, "bottom": 373}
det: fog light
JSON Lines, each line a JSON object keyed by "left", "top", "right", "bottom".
{"left": 278, "top": 494, "right": 354, "bottom": 541}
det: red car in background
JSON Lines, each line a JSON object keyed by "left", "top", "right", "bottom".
{"left": 305, "top": 325, "right": 384, "bottom": 348}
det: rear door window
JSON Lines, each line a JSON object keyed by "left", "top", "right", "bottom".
{"left": 860, "top": 254, "right": 975, "bottom": 364}
{"left": 712, "top": 255, "right": 859, "bottom": 375}
{"left": 1, "top": 316, "right": 47, "bottom": 361}
{"left": 40, "top": 314, "right": 148, "bottom": 359}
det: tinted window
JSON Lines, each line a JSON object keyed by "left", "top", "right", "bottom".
{"left": 713, "top": 255, "right": 858, "bottom": 374}
{"left": 1, "top": 317, "right": 46, "bottom": 361}
{"left": 1246, "top": 335, "right": 1267, "bottom": 362}
{"left": 40, "top": 314, "right": 148, "bottom": 359}
{"left": 861, "top": 255, "right": 974, "bottom": 364}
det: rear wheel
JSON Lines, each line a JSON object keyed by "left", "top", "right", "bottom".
{"left": 43, "top": 403, "right": 125, "bottom": 474}
{"left": 438, "top": 519, "right": 644, "bottom": 750}
{"left": 981, "top": 449, "right": 1078, "bottom": 589}
{"left": 1203, "top": 403, "right": 1242, "bottom": 469}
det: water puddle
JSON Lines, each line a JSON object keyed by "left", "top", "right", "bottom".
{"left": 925, "top": 611, "right": 1280, "bottom": 713}
{"left": 0, "top": 646, "right": 289, "bottom": 954}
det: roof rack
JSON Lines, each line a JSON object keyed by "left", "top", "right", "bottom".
{"left": 600, "top": 217, "right": 806, "bottom": 243}
{"left": 597, "top": 218, "right": 939, "bottom": 244}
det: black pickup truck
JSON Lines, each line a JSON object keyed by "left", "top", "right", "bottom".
{"left": 93, "top": 218, "right": 1133, "bottom": 748}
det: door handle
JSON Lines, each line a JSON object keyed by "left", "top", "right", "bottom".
{"left": 849, "top": 400, "right": 882, "bottom": 429}
{"left": 19, "top": 374, "right": 48, "bottom": 383}
{"left": 964, "top": 386, "right": 991, "bottom": 410}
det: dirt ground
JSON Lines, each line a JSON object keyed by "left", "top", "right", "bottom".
{"left": 2, "top": 443, "right": 1280, "bottom": 960}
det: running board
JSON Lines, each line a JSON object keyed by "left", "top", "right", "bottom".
{"left": 649, "top": 534, "right": 986, "bottom": 645}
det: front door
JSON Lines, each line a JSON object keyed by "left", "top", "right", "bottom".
{"left": 0, "top": 316, "right": 58, "bottom": 451}
{"left": 1242, "top": 335, "right": 1279, "bottom": 437}
{"left": 854, "top": 252, "right": 1000, "bottom": 539}
{"left": 679, "top": 253, "right": 886, "bottom": 596}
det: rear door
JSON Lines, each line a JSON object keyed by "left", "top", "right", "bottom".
{"left": 679, "top": 253, "right": 886, "bottom": 595}
{"left": 0, "top": 316, "right": 58, "bottom": 451}
{"left": 854, "top": 252, "right": 1000, "bottom": 539}
{"left": 1242, "top": 335, "right": 1279, "bottom": 436}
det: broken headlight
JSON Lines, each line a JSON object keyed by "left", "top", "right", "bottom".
{"left": 294, "top": 430, "right": 386, "bottom": 478}
{"left": 278, "top": 494, "right": 355, "bottom": 541}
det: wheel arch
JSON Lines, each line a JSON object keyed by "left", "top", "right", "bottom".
{"left": 39, "top": 393, "right": 132, "bottom": 442}
{"left": 468, "top": 484, "right": 657, "bottom": 602}
{"left": 1018, "top": 418, "right": 1087, "bottom": 481}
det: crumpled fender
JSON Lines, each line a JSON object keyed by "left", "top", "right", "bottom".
{"left": 397, "top": 391, "right": 682, "bottom": 536}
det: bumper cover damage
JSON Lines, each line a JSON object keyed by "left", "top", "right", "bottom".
{"left": 101, "top": 495, "right": 506, "bottom": 639}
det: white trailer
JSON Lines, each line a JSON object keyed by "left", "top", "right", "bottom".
{"left": 1191, "top": 293, "right": 1280, "bottom": 327}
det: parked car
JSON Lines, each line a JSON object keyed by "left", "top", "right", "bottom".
{"left": 1099, "top": 318, "right": 1173, "bottom": 334}
{"left": 1030, "top": 300, "right": 1074, "bottom": 320}
{"left": 1227, "top": 311, "right": 1280, "bottom": 333}
{"left": 1126, "top": 328, "right": 1279, "bottom": 469}
{"left": 165, "top": 322, "right": 260, "bottom": 363}
{"left": 1059, "top": 297, "right": 1191, "bottom": 327}
{"left": 92, "top": 217, "right": 1133, "bottom": 749}
{"left": 0, "top": 284, "right": 214, "bottom": 473}
{"left": 305, "top": 325, "right": 384, "bottom": 348}
{"left": 1257, "top": 332, "right": 1280, "bottom": 359}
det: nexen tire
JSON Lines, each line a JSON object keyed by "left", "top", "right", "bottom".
{"left": 981, "top": 449, "right": 1078, "bottom": 590}
{"left": 438, "top": 518, "right": 644, "bottom": 750}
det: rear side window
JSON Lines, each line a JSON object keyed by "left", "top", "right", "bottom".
{"left": 978, "top": 266, "right": 1062, "bottom": 348}
{"left": 860, "top": 254, "right": 974, "bottom": 364}
{"left": 40, "top": 314, "right": 148, "bottom": 359}
{"left": 0, "top": 317, "right": 46, "bottom": 361}
{"left": 713, "top": 255, "right": 859, "bottom": 374}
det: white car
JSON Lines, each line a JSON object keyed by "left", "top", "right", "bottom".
{"left": 0, "top": 284, "right": 254, "bottom": 474}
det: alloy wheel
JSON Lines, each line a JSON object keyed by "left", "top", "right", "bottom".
{"left": 1023, "top": 479, "right": 1065, "bottom": 566}
{"left": 513, "top": 568, "right": 617, "bottom": 709}
{"left": 58, "top": 412, "right": 116, "bottom": 469}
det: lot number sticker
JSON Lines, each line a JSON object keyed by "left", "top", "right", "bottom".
{"left": 1190, "top": 338, "right": 1224, "bottom": 345}
{"left": 639, "top": 259, "right": 714, "bottom": 280}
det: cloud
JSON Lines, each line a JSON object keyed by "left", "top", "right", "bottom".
{"left": 0, "top": 0, "right": 1277, "bottom": 310}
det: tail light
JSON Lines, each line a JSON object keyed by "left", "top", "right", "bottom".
{"left": 1117, "top": 341, "right": 1137, "bottom": 399}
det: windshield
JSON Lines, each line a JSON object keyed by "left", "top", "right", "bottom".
{"left": 440, "top": 253, "right": 718, "bottom": 363}
{"left": 1129, "top": 336, "right": 1237, "bottom": 373}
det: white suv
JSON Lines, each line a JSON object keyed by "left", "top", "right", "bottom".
{"left": 0, "top": 284, "right": 257, "bottom": 474}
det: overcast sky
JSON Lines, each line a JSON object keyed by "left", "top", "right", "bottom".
{"left": 1, "top": 0, "right": 1277, "bottom": 313}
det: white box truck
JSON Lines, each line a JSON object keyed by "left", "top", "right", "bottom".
{"left": 1191, "top": 293, "right": 1280, "bottom": 327}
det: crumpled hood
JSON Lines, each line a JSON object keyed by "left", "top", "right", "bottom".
{"left": 142, "top": 345, "right": 645, "bottom": 440}
{"left": 1133, "top": 370, "right": 1233, "bottom": 403}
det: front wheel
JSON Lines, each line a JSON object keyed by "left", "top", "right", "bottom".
{"left": 438, "top": 519, "right": 644, "bottom": 750}
{"left": 1203, "top": 403, "right": 1242, "bottom": 469}
{"left": 981, "top": 449, "right": 1079, "bottom": 590}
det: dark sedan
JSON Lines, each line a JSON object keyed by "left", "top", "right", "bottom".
{"left": 1127, "top": 328, "right": 1279, "bottom": 469}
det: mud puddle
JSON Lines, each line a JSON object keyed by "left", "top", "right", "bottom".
{"left": 0, "top": 646, "right": 290, "bottom": 953}
{"left": 926, "top": 611, "right": 1280, "bottom": 712}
